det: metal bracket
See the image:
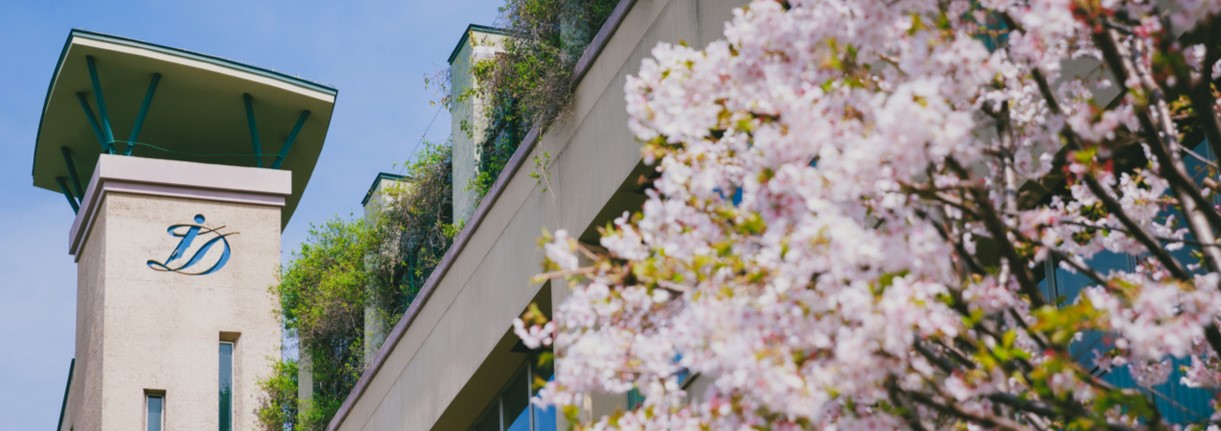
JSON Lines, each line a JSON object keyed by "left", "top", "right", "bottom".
{"left": 76, "top": 59, "right": 163, "bottom": 156}
{"left": 126, "top": 72, "right": 162, "bottom": 156}
{"left": 60, "top": 147, "right": 84, "bottom": 199}
{"left": 75, "top": 92, "right": 109, "bottom": 153}
{"left": 85, "top": 56, "right": 116, "bottom": 154}
{"left": 243, "top": 93, "right": 263, "bottom": 167}
{"left": 244, "top": 93, "right": 309, "bottom": 169}
{"left": 55, "top": 177, "right": 80, "bottom": 213}
{"left": 271, "top": 110, "right": 310, "bottom": 169}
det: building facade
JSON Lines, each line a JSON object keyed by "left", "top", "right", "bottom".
{"left": 327, "top": 0, "right": 1221, "bottom": 429}
{"left": 329, "top": 1, "right": 740, "bottom": 429}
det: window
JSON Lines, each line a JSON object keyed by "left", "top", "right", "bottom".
{"left": 1035, "top": 140, "right": 1219, "bottom": 424}
{"left": 471, "top": 358, "right": 555, "bottom": 431}
{"left": 1044, "top": 253, "right": 1215, "bottom": 423}
{"left": 219, "top": 341, "right": 233, "bottom": 431}
{"left": 145, "top": 392, "right": 164, "bottom": 431}
{"left": 626, "top": 388, "right": 645, "bottom": 410}
{"left": 714, "top": 187, "right": 743, "bottom": 206}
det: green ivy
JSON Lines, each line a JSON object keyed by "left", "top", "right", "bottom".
{"left": 257, "top": 0, "right": 624, "bottom": 425}
{"left": 257, "top": 359, "right": 298, "bottom": 431}
{"left": 258, "top": 142, "right": 458, "bottom": 430}
{"left": 366, "top": 142, "right": 458, "bottom": 332}
{"left": 469, "top": 0, "right": 619, "bottom": 201}
{"left": 275, "top": 217, "right": 371, "bottom": 431}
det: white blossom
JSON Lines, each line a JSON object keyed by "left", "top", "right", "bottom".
{"left": 524, "top": 0, "right": 1221, "bottom": 428}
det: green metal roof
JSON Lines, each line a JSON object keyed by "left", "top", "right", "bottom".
{"left": 447, "top": 24, "right": 511, "bottom": 65}
{"left": 361, "top": 172, "right": 407, "bottom": 207}
{"left": 33, "top": 29, "right": 339, "bottom": 227}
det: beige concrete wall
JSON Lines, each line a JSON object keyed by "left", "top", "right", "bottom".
{"left": 61, "top": 206, "right": 109, "bottom": 431}
{"left": 60, "top": 156, "right": 289, "bottom": 431}
{"left": 450, "top": 29, "right": 507, "bottom": 225}
{"left": 333, "top": 1, "right": 746, "bottom": 430}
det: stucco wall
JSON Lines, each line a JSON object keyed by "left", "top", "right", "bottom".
{"left": 332, "top": 1, "right": 745, "bottom": 430}
{"left": 62, "top": 207, "right": 108, "bottom": 431}
{"left": 60, "top": 156, "right": 288, "bottom": 431}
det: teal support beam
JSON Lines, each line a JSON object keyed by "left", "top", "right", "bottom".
{"left": 60, "top": 147, "right": 84, "bottom": 199}
{"left": 242, "top": 93, "right": 263, "bottom": 167}
{"left": 270, "top": 110, "right": 310, "bottom": 169}
{"left": 125, "top": 72, "right": 162, "bottom": 156}
{"left": 57, "top": 359, "right": 75, "bottom": 431}
{"left": 85, "top": 56, "right": 115, "bottom": 154}
{"left": 55, "top": 177, "right": 80, "bottom": 213}
{"left": 75, "top": 93, "right": 108, "bottom": 152}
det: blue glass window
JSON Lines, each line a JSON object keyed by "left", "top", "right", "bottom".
{"left": 713, "top": 186, "right": 743, "bottom": 206}
{"left": 1050, "top": 252, "right": 1215, "bottom": 423}
{"left": 504, "top": 368, "right": 530, "bottom": 431}
{"left": 219, "top": 342, "right": 233, "bottom": 431}
{"left": 1029, "top": 139, "right": 1221, "bottom": 423}
{"left": 1041, "top": 140, "right": 1220, "bottom": 423}
{"left": 146, "top": 394, "right": 163, "bottom": 431}
{"left": 469, "top": 358, "right": 556, "bottom": 431}
{"left": 626, "top": 388, "right": 645, "bottom": 410}
{"left": 532, "top": 357, "right": 556, "bottom": 431}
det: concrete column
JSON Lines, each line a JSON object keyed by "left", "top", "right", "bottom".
{"left": 360, "top": 174, "right": 405, "bottom": 364}
{"left": 66, "top": 154, "right": 290, "bottom": 430}
{"left": 298, "top": 352, "right": 313, "bottom": 405}
{"left": 449, "top": 27, "right": 507, "bottom": 225}
{"left": 363, "top": 304, "right": 386, "bottom": 366}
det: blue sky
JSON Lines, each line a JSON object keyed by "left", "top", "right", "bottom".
{"left": 0, "top": 0, "right": 501, "bottom": 428}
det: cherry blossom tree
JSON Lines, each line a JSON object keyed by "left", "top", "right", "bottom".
{"left": 517, "top": 0, "right": 1221, "bottom": 429}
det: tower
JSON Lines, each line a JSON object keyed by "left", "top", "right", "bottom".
{"left": 34, "top": 30, "right": 336, "bottom": 431}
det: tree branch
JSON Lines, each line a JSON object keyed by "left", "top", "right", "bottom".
{"left": 905, "top": 390, "right": 1026, "bottom": 431}
{"left": 1081, "top": 173, "right": 1192, "bottom": 280}
{"left": 970, "top": 181, "right": 1048, "bottom": 308}
{"left": 1092, "top": 23, "right": 1221, "bottom": 276}
{"left": 1164, "top": 14, "right": 1221, "bottom": 162}
{"left": 886, "top": 377, "right": 930, "bottom": 431}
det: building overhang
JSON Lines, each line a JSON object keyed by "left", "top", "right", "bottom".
{"left": 361, "top": 172, "right": 407, "bottom": 207}
{"left": 33, "top": 29, "right": 338, "bottom": 227}
{"left": 446, "top": 24, "right": 511, "bottom": 65}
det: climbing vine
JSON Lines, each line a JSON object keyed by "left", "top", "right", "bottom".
{"left": 365, "top": 142, "right": 457, "bottom": 334}
{"left": 257, "top": 0, "right": 624, "bottom": 426}
{"left": 468, "top": 0, "right": 619, "bottom": 200}
{"left": 257, "top": 142, "right": 457, "bottom": 431}
{"left": 256, "top": 359, "right": 299, "bottom": 431}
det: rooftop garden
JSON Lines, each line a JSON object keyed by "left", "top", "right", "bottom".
{"left": 256, "top": 0, "right": 623, "bottom": 429}
{"left": 258, "top": 142, "right": 455, "bottom": 431}
{"left": 467, "top": 0, "right": 619, "bottom": 199}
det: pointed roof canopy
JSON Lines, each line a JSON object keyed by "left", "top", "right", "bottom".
{"left": 32, "top": 29, "right": 338, "bottom": 227}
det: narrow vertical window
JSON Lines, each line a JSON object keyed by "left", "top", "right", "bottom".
{"left": 219, "top": 342, "right": 233, "bottom": 431}
{"left": 531, "top": 358, "right": 556, "bottom": 431}
{"left": 146, "top": 393, "right": 164, "bottom": 431}
{"left": 503, "top": 366, "right": 529, "bottom": 431}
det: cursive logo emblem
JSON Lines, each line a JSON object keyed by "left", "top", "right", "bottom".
{"left": 147, "top": 214, "right": 238, "bottom": 275}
